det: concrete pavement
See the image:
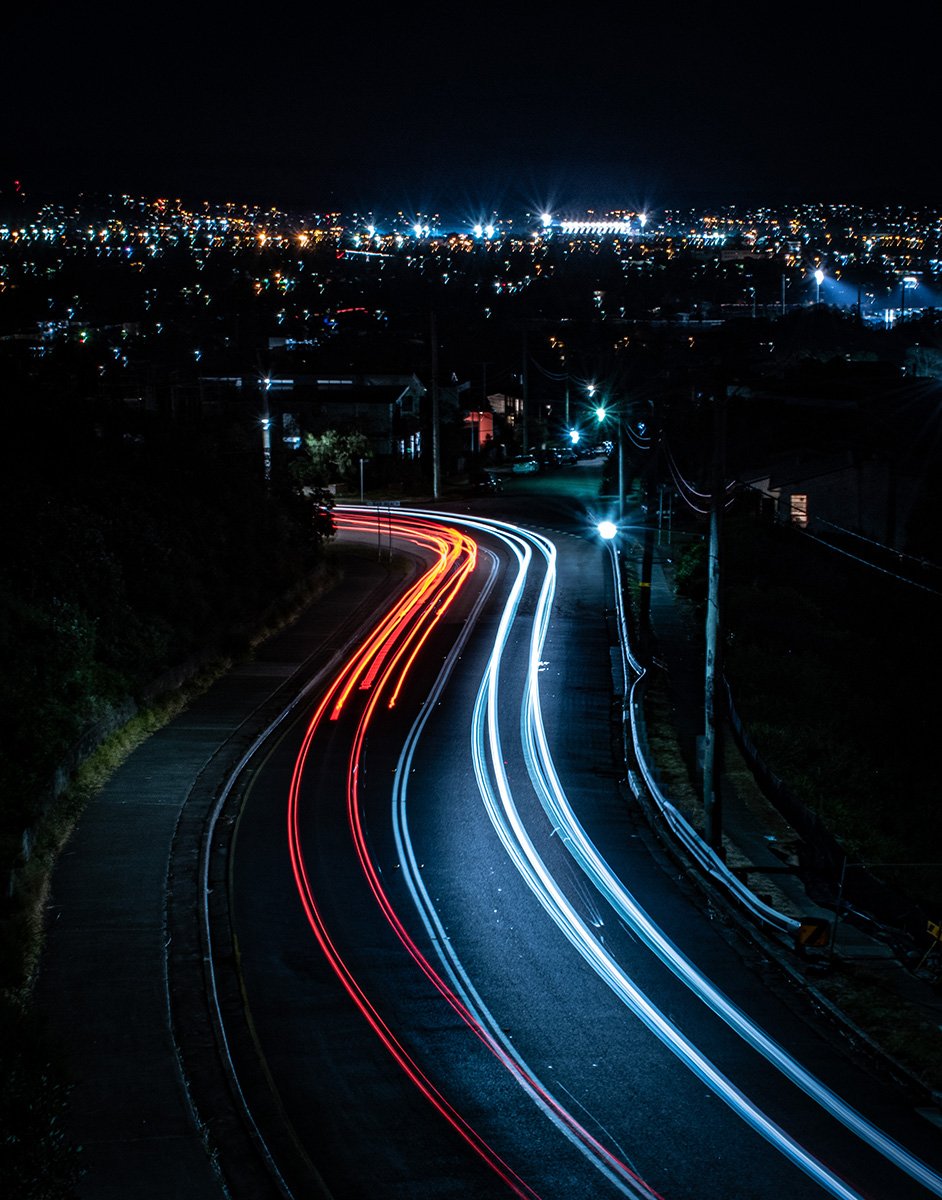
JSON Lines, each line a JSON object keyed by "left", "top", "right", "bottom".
{"left": 34, "top": 545, "right": 405, "bottom": 1199}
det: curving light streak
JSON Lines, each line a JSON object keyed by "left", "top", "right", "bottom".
{"left": 288, "top": 506, "right": 941, "bottom": 1200}
{"left": 337, "top": 508, "right": 854, "bottom": 1193}
{"left": 386, "top": 545, "right": 663, "bottom": 1197}
{"left": 288, "top": 512, "right": 543, "bottom": 1199}
{"left": 289, "top": 510, "right": 665, "bottom": 1198}
{"left": 524, "top": 532, "right": 942, "bottom": 1190}
{"left": 288, "top": 508, "right": 671, "bottom": 1198}
{"left": 442, "top": 515, "right": 862, "bottom": 1200}
{"left": 344, "top": 578, "right": 662, "bottom": 1198}
{"left": 392, "top": 507, "right": 942, "bottom": 1200}
{"left": 326, "top": 514, "right": 476, "bottom": 717}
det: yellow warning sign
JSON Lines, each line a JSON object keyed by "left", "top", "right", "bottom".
{"left": 797, "top": 919, "right": 830, "bottom": 948}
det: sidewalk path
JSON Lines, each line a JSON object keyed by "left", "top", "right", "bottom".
{"left": 34, "top": 546, "right": 400, "bottom": 1199}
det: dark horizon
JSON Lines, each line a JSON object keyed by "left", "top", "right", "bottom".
{"left": 5, "top": 170, "right": 939, "bottom": 224}
{"left": 5, "top": 3, "right": 938, "bottom": 220}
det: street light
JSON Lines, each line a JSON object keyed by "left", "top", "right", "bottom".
{"left": 597, "top": 519, "right": 618, "bottom": 540}
{"left": 814, "top": 267, "right": 824, "bottom": 306}
{"left": 901, "top": 274, "right": 918, "bottom": 322}
{"left": 595, "top": 400, "right": 625, "bottom": 522}
{"left": 261, "top": 376, "right": 272, "bottom": 484}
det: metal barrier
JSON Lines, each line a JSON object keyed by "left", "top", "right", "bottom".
{"left": 606, "top": 540, "right": 803, "bottom": 945}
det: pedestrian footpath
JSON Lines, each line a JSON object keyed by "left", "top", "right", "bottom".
{"left": 34, "top": 547, "right": 402, "bottom": 1199}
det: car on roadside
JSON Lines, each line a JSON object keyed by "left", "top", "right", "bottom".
{"left": 511, "top": 455, "right": 539, "bottom": 474}
{"left": 470, "top": 470, "right": 503, "bottom": 495}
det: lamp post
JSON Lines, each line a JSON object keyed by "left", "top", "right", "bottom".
{"left": 900, "top": 274, "right": 918, "bottom": 323}
{"left": 814, "top": 267, "right": 824, "bottom": 307}
{"left": 261, "top": 376, "right": 272, "bottom": 485}
{"left": 595, "top": 402, "right": 626, "bottom": 523}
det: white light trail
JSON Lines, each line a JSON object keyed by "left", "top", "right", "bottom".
{"left": 388, "top": 508, "right": 942, "bottom": 1200}
{"left": 389, "top": 542, "right": 657, "bottom": 1196}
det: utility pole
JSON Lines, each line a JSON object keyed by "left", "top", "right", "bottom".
{"left": 638, "top": 404, "right": 658, "bottom": 655}
{"left": 521, "top": 330, "right": 529, "bottom": 452}
{"left": 474, "top": 360, "right": 490, "bottom": 458}
{"left": 703, "top": 385, "right": 726, "bottom": 852}
{"left": 430, "top": 312, "right": 440, "bottom": 499}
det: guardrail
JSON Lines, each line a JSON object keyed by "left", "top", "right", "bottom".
{"left": 606, "top": 540, "right": 804, "bottom": 946}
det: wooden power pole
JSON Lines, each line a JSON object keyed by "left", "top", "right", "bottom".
{"left": 703, "top": 385, "right": 726, "bottom": 852}
{"left": 430, "top": 312, "right": 440, "bottom": 499}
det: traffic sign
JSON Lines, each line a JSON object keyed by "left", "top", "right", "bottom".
{"left": 797, "top": 919, "right": 830, "bottom": 948}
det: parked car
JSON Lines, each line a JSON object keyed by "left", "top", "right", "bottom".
{"left": 511, "top": 455, "right": 540, "bottom": 474}
{"left": 470, "top": 470, "right": 503, "bottom": 495}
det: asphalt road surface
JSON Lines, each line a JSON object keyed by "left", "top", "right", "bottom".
{"left": 216, "top": 486, "right": 942, "bottom": 1200}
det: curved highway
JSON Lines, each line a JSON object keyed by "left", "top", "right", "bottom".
{"left": 219, "top": 501, "right": 942, "bottom": 1200}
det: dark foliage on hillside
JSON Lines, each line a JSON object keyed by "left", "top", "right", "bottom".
{"left": 675, "top": 506, "right": 942, "bottom": 921}
{"left": 0, "top": 387, "right": 329, "bottom": 851}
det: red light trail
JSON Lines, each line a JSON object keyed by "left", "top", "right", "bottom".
{"left": 287, "top": 511, "right": 541, "bottom": 1198}
{"left": 286, "top": 509, "right": 663, "bottom": 1200}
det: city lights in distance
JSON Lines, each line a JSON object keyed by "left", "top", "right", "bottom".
{"left": 557, "top": 214, "right": 642, "bottom": 236}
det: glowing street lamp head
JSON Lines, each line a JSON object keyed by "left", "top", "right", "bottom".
{"left": 597, "top": 520, "right": 618, "bottom": 540}
{"left": 595, "top": 405, "right": 607, "bottom": 422}
{"left": 814, "top": 268, "right": 825, "bottom": 285}
{"left": 569, "top": 428, "right": 580, "bottom": 445}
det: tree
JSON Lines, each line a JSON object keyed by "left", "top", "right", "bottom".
{"left": 289, "top": 429, "right": 373, "bottom": 491}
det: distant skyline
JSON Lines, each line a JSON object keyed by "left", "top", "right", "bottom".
{"left": 5, "top": 4, "right": 939, "bottom": 213}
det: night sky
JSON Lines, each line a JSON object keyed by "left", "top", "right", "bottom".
{"left": 5, "top": 2, "right": 939, "bottom": 215}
